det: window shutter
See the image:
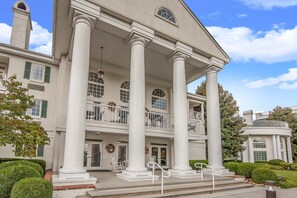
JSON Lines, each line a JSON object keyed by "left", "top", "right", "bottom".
{"left": 41, "top": 100, "right": 48, "bottom": 118}
{"left": 24, "top": 62, "right": 31, "bottom": 79}
{"left": 37, "top": 145, "right": 44, "bottom": 157}
{"left": 44, "top": 66, "right": 51, "bottom": 83}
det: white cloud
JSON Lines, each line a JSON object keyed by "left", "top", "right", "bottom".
{"left": 0, "top": 21, "right": 52, "bottom": 55}
{"left": 0, "top": 23, "right": 12, "bottom": 44}
{"left": 239, "top": 0, "right": 297, "bottom": 9}
{"left": 207, "top": 26, "right": 297, "bottom": 63}
{"left": 245, "top": 68, "right": 297, "bottom": 89}
{"left": 237, "top": 13, "right": 248, "bottom": 18}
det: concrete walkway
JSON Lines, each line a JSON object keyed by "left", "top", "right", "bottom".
{"left": 184, "top": 186, "right": 297, "bottom": 198}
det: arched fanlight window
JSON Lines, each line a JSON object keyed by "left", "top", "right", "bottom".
{"left": 120, "top": 81, "right": 130, "bottom": 103}
{"left": 17, "top": 2, "right": 27, "bottom": 10}
{"left": 157, "top": 8, "right": 176, "bottom": 24}
{"left": 253, "top": 138, "right": 266, "bottom": 148}
{"left": 152, "top": 89, "right": 167, "bottom": 110}
{"left": 87, "top": 72, "right": 104, "bottom": 98}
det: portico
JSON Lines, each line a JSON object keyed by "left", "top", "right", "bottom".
{"left": 52, "top": 0, "right": 230, "bottom": 186}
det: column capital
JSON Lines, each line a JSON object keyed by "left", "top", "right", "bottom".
{"left": 125, "top": 22, "right": 154, "bottom": 46}
{"left": 73, "top": 14, "right": 95, "bottom": 30}
{"left": 170, "top": 51, "right": 189, "bottom": 62}
{"left": 169, "top": 41, "right": 193, "bottom": 61}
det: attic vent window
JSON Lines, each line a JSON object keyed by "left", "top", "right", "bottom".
{"left": 157, "top": 8, "right": 176, "bottom": 24}
{"left": 17, "top": 2, "right": 27, "bottom": 11}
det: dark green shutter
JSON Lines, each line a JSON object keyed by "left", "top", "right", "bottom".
{"left": 37, "top": 145, "right": 44, "bottom": 157}
{"left": 44, "top": 66, "right": 51, "bottom": 83}
{"left": 41, "top": 100, "right": 48, "bottom": 118}
{"left": 24, "top": 62, "right": 31, "bottom": 79}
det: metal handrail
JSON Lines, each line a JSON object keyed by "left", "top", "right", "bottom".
{"left": 194, "top": 163, "right": 215, "bottom": 189}
{"left": 147, "top": 161, "right": 170, "bottom": 195}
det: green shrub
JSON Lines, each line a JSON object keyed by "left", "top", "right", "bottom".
{"left": 279, "top": 162, "right": 290, "bottom": 170}
{"left": 251, "top": 168, "right": 278, "bottom": 184}
{"left": 255, "top": 161, "right": 268, "bottom": 164}
{"left": 255, "top": 163, "right": 272, "bottom": 169}
{"left": 223, "top": 159, "right": 242, "bottom": 163}
{"left": 0, "top": 160, "right": 43, "bottom": 176}
{"left": 268, "top": 159, "right": 285, "bottom": 166}
{"left": 0, "top": 164, "right": 41, "bottom": 198}
{"left": 10, "top": 178, "right": 52, "bottom": 198}
{"left": 290, "top": 163, "right": 297, "bottom": 171}
{"left": 237, "top": 163, "right": 257, "bottom": 178}
{"left": 270, "top": 165, "right": 284, "bottom": 170}
{"left": 189, "top": 160, "right": 208, "bottom": 170}
{"left": 0, "top": 158, "right": 46, "bottom": 172}
{"left": 224, "top": 162, "right": 239, "bottom": 174}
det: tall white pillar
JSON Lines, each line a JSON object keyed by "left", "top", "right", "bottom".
{"left": 58, "top": 15, "right": 95, "bottom": 182}
{"left": 276, "top": 135, "right": 282, "bottom": 159}
{"left": 248, "top": 136, "right": 254, "bottom": 163}
{"left": 272, "top": 135, "right": 277, "bottom": 159}
{"left": 169, "top": 52, "right": 196, "bottom": 177}
{"left": 117, "top": 36, "right": 153, "bottom": 181}
{"left": 286, "top": 137, "right": 293, "bottom": 163}
{"left": 206, "top": 67, "right": 224, "bottom": 169}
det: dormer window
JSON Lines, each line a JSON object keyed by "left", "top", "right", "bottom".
{"left": 157, "top": 8, "right": 176, "bottom": 24}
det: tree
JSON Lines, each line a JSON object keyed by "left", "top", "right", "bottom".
{"left": 196, "top": 81, "right": 247, "bottom": 159}
{"left": 268, "top": 106, "right": 297, "bottom": 161}
{"left": 0, "top": 75, "right": 49, "bottom": 157}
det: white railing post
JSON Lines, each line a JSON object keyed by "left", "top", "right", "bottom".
{"left": 195, "top": 163, "right": 215, "bottom": 189}
{"left": 147, "top": 162, "right": 170, "bottom": 195}
{"left": 161, "top": 170, "right": 164, "bottom": 195}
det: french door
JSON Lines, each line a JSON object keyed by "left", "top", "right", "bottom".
{"left": 84, "top": 141, "right": 102, "bottom": 170}
{"left": 151, "top": 145, "right": 168, "bottom": 167}
{"left": 117, "top": 143, "right": 128, "bottom": 163}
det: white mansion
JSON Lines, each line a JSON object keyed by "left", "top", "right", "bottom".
{"left": 0, "top": 0, "right": 231, "bottom": 185}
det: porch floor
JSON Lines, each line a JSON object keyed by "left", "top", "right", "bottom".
{"left": 89, "top": 170, "right": 232, "bottom": 190}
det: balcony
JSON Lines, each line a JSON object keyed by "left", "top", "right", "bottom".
{"left": 85, "top": 103, "right": 205, "bottom": 135}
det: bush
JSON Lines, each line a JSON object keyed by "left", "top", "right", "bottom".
{"left": 291, "top": 163, "right": 297, "bottom": 171}
{"left": 224, "top": 162, "right": 239, "bottom": 174}
{"left": 0, "top": 158, "right": 46, "bottom": 172}
{"left": 255, "top": 161, "right": 268, "bottom": 164}
{"left": 251, "top": 168, "right": 278, "bottom": 184}
{"left": 279, "top": 162, "right": 290, "bottom": 170}
{"left": 255, "top": 163, "right": 272, "bottom": 169}
{"left": 0, "top": 160, "right": 44, "bottom": 176}
{"left": 0, "top": 164, "right": 41, "bottom": 198}
{"left": 237, "top": 163, "right": 257, "bottom": 178}
{"left": 223, "top": 159, "right": 242, "bottom": 163}
{"left": 189, "top": 160, "right": 208, "bottom": 170}
{"left": 268, "top": 159, "right": 285, "bottom": 166}
{"left": 11, "top": 178, "right": 52, "bottom": 198}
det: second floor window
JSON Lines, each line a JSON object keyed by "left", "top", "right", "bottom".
{"left": 26, "top": 99, "right": 48, "bottom": 118}
{"left": 120, "top": 81, "right": 130, "bottom": 103}
{"left": 24, "top": 62, "right": 51, "bottom": 83}
{"left": 88, "top": 72, "right": 104, "bottom": 98}
{"left": 31, "top": 63, "right": 45, "bottom": 82}
{"left": 253, "top": 138, "right": 266, "bottom": 149}
{"left": 152, "top": 89, "right": 167, "bottom": 110}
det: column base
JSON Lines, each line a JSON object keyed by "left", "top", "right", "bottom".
{"left": 117, "top": 170, "right": 158, "bottom": 182}
{"left": 203, "top": 167, "right": 235, "bottom": 176}
{"left": 169, "top": 169, "right": 200, "bottom": 179}
{"left": 52, "top": 172, "right": 97, "bottom": 187}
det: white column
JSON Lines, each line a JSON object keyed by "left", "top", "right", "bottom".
{"left": 59, "top": 15, "right": 93, "bottom": 177}
{"left": 172, "top": 53, "right": 191, "bottom": 171}
{"left": 272, "top": 135, "right": 277, "bottom": 159}
{"left": 287, "top": 137, "right": 293, "bottom": 163}
{"left": 206, "top": 67, "right": 224, "bottom": 169}
{"left": 248, "top": 136, "right": 254, "bottom": 163}
{"left": 276, "top": 135, "right": 282, "bottom": 159}
{"left": 125, "top": 37, "right": 147, "bottom": 172}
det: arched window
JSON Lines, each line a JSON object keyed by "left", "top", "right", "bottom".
{"left": 157, "top": 8, "right": 176, "bottom": 24}
{"left": 152, "top": 89, "right": 167, "bottom": 110}
{"left": 17, "top": 2, "right": 27, "bottom": 10}
{"left": 120, "top": 81, "right": 130, "bottom": 103}
{"left": 87, "top": 73, "right": 104, "bottom": 98}
{"left": 253, "top": 138, "right": 266, "bottom": 148}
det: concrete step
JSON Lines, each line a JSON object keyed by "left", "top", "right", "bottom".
{"left": 86, "top": 179, "right": 252, "bottom": 198}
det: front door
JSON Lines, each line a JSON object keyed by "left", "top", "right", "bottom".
{"left": 84, "top": 141, "right": 102, "bottom": 170}
{"left": 151, "top": 145, "right": 168, "bottom": 167}
{"left": 117, "top": 143, "right": 128, "bottom": 163}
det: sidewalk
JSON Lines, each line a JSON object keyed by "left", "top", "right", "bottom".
{"left": 185, "top": 187, "right": 297, "bottom": 198}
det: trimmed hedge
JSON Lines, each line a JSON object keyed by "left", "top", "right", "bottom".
{"left": 255, "top": 161, "right": 268, "bottom": 164}
{"left": 268, "top": 159, "right": 285, "bottom": 166}
{"left": 11, "top": 178, "right": 53, "bottom": 198}
{"left": 224, "top": 162, "right": 239, "bottom": 174}
{"left": 223, "top": 159, "right": 242, "bottom": 163}
{"left": 0, "top": 158, "right": 46, "bottom": 172}
{"left": 0, "top": 160, "right": 43, "bottom": 176}
{"left": 237, "top": 163, "right": 257, "bottom": 178}
{"left": 291, "top": 164, "right": 297, "bottom": 171}
{"left": 189, "top": 160, "right": 208, "bottom": 170}
{"left": 251, "top": 168, "right": 278, "bottom": 184}
{"left": 0, "top": 164, "right": 41, "bottom": 198}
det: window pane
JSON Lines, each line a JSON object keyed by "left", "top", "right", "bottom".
{"left": 37, "top": 145, "right": 44, "bottom": 157}
{"left": 31, "top": 63, "right": 44, "bottom": 81}
{"left": 157, "top": 8, "right": 176, "bottom": 23}
{"left": 254, "top": 151, "right": 267, "bottom": 161}
{"left": 27, "top": 100, "right": 42, "bottom": 117}
{"left": 87, "top": 73, "right": 104, "bottom": 98}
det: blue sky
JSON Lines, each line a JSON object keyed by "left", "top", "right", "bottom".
{"left": 0, "top": 0, "right": 296, "bottom": 114}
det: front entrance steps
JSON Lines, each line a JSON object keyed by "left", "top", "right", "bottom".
{"left": 202, "top": 168, "right": 235, "bottom": 176}
{"left": 85, "top": 176, "right": 253, "bottom": 198}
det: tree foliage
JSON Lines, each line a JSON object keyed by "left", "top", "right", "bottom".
{"left": 196, "top": 81, "right": 247, "bottom": 159}
{"left": 268, "top": 106, "right": 297, "bottom": 161}
{"left": 0, "top": 75, "right": 49, "bottom": 157}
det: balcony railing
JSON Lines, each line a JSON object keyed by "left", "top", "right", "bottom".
{"left": 86, "top": 103, "right": 204, "bottom": 134}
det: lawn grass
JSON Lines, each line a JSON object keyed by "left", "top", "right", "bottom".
{"left": 272, "top": 170, "right": 297, "bottom": 188}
